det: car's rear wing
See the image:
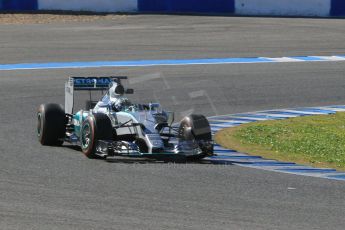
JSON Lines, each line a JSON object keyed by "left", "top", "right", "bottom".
{"left": 65, "top": 76, "right": 128, "bottom": 114}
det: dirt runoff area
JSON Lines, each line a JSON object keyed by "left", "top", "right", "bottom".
{"left": 0, "top": 13, "right": 128, "bottom": 24}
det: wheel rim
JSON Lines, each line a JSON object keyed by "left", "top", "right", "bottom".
{"left": 37, "top": 113, "right": 42, "bottom": 137}
{"left": 81, "top": 123, "right": 92, "bottom": 150}
{"left": 179, "top": 124, "right": 193, "bottom": 141}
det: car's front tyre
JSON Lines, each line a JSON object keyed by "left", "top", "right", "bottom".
{"left": 81, "top": 113, "right": 113, "bottom": 158}
{"left": 178, "top": 114, "right": 213, "bottom": 160}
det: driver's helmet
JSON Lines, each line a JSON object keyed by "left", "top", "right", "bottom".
{"left": 113, "top": 97, "right": 132, "bottom": 111}
{"left": 110, "top": 84, "right": 125, "bottom": 98}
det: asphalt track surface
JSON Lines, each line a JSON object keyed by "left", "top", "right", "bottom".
{"left": 1, "top": 15, "right": 345, "bottom": 230}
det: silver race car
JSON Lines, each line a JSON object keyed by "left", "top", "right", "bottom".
{"left": 37, "top": 76, "right": 213, "bottom": 161}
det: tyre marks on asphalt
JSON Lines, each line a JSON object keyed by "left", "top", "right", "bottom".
{"left": 207, "top": 105, "right": 345, "bottom": 181}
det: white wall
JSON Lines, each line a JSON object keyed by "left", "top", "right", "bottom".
{"left": 38, "top": 0, "right": 138, "bottom": 12}
{"left": 235, "top": 0, "right": 331, "bottom": 17}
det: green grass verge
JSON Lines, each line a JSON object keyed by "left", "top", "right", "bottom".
{"left": 215, "top": 112, "right": 345, "bottom": 171}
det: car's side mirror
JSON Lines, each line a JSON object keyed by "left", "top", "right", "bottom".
{"left": 126, "top": 89, "right": 134, "bottom": 94}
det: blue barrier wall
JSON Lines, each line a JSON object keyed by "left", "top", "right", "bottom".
{"left": 331, "top": 0, "right": 345, "bottom": 16}
{"left": 138, "top": 0, "right": 235, "bottom": 14}
{"left": 1, "top": 0, "right": 37, "bottom": 10}
{"left": 0, "top": 0, "right": 345, "bottom": 17}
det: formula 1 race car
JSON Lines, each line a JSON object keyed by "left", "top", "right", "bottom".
{"left": 37, "top": 76, "right": 213, "bottom": 161}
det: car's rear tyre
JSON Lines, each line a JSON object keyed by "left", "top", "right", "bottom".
{"left": 37, "top": 104, "right": 66, "bottom": 146}
{"left": 81, "top": 113, "right": 113, "bottom": 158}
{"left": 178, "top": 114, "right": 213, "bottom": 160}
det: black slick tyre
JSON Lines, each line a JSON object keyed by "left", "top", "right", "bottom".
{"left": 178, "top": 114, "right": 213, "bottom": 160}
{"left": 80, "top": 113, "right": 113, "bottom": 158}
{"left": 37, "top": 104, "right": 66, "bottom": 146}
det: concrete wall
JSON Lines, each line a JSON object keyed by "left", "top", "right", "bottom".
{"left": 38, "top": 0, "right": 137, "bottom": 12}
{"left": 235, "top": 0, "right": 330, "bottom": 17}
